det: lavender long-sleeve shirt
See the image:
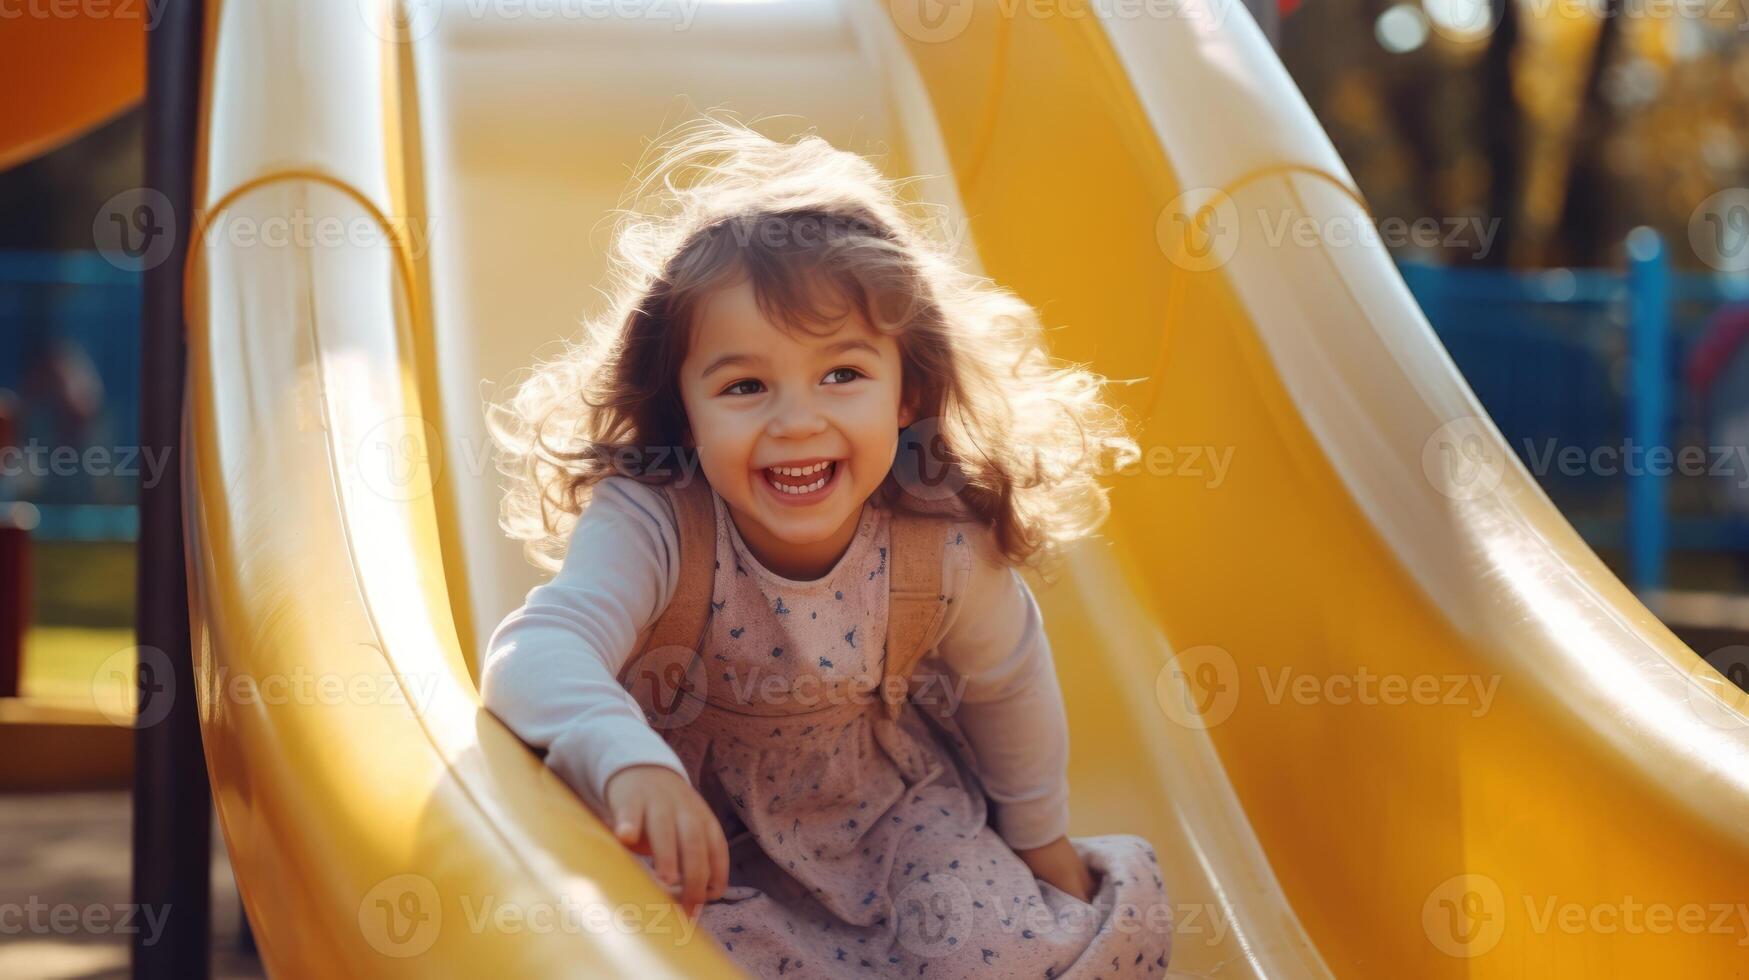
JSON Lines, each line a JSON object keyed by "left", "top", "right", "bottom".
{"left": 479, "top": 476, "right": 1072, "bottom": 850}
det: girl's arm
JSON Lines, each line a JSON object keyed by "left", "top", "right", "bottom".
{"left": 933, "top": 525, "right": 1076, "bottom": 858}
{"left": 483, "top": 477, "right": 730, "bottom": 911}
{"left": 479, "top": 476, "right": 693, "bottom": 821}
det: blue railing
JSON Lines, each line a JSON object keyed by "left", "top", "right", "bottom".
{"left": 1403, "top": 228, "right": 1749, "bottom": 594}
{"left": 4, "top": 243, "right": 1749, "bottom": 581}
{"left": 0, "top": 251, "right": 143, "bottom": 542}
{"left": 1626, "top": 229, "right": 1670, "bottom": 595}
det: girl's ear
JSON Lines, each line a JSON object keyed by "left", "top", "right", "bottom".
{"left": 897, "top": 393, "right": 917, "bottom": 430}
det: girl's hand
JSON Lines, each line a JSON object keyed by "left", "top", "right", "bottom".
{"left": 603, "top": 764, "right": 730, "bottom": 916}
{"left": 1015, "top": 836, "right": 1097, "bottom": 903}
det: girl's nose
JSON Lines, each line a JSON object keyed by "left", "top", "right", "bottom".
{"left": 765, "top": 393, "right": 829, "bottom": 439}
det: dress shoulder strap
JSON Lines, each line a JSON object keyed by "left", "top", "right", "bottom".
{"left": 621, "top": 476, "right": 716, "bottom": 681}
{"left": 881, "top": 509, "right": 951, "bottom": 721}
{"left": 622, "top": 477, "right": 950, "bottom": 724}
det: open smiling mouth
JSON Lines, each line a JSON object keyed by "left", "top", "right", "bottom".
{"left": 760, "top": 459, "right": 839, "bottom": 501}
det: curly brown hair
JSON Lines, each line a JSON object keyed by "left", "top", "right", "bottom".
{"left": 486, "top": 112, "right": 1140, "bottom": 578}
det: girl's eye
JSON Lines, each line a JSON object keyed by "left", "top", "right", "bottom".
{"left": 720, "top": 368, "right": 863, "bottom": 397}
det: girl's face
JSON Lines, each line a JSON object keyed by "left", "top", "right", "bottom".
{"left": 679, "top": 275, "right": 914, "bottom": 580}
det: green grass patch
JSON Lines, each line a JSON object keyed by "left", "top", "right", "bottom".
{"left": 21, "top": 625, "right": 136, "bottom": 715}
{"left": 28, "top": 539, "right": 136, "bottom": 627}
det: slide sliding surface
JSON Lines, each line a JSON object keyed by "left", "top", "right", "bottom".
{"left": 182, "top": 1, "right": 737, "bottom": 974}
{"left": 180, "top": 0, "right": 1749, "bottom": 976}
{"left": 896, "top": 3, "right": 1749, "bottom": 976}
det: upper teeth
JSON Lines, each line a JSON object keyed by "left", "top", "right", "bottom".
{"left": 769, "top": 462, "right": 830, "bottom": 476}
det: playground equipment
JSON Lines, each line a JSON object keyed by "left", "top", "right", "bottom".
{"left": 0, "top": 11, "right": 145, "bottom": 790}
{"left": 13, "top": 0, "right": 1741, "bottom": 975}
{"left": 0, "top": 6, "right": 142, "bottom": 172}
{"left": 1403, "top": 241, "right": 1749, "bottom": 592}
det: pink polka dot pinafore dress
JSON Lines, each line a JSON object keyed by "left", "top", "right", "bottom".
{"left": 650, "top": 487, "right": 1173, "bottom": 978}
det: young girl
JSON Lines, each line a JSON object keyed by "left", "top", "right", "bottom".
{"left": 481, "top": 115, "right": 1172, "bottom": 978}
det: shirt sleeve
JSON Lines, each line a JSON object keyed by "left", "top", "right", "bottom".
{"left": 933, "top": 525, "right": 1072, "bottom": 851}
{"left": 478, "top": 475, "right": 692, "bottom": 822}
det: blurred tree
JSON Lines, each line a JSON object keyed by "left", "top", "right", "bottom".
{"left": 1280, "top": 0, "right": 1749, "bottom": 270}
{"left": 1475, "top": 0, "right": 1523, "bottom": 267}
{"left": 1545, "top": 0, "right": 1624, "bottom": 267}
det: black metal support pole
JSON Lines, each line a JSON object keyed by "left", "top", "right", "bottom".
{"left": 0, "top": 396, "right": 25, "bottom": 697}
{"left": 133, "top": 2, "right": 210, "bottom": 978}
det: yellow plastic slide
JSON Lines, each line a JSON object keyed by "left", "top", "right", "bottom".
{"left": 181, "top": 0, "right": 1749, "bottom": 976}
